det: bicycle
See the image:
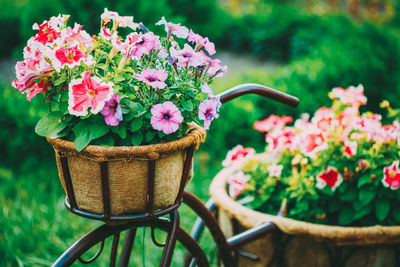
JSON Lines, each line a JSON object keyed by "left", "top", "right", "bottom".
{"left": 52, "top": 83, "right": 299, "bottom": 267}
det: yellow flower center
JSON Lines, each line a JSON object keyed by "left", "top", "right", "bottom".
{"left": 88, "top": 90, "right": 95, "bottom": 98}
{"left": 66, "top": 51, "right": 75, "bottom": 61}
{"left": 389, "top": 170, "right": 396, "bottom": 178}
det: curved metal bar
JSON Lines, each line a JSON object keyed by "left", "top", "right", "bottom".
{"left": 183, "top": 191, "right": 234, "bottom": 266}
{"left": 227, "top": 222, "right": 278, "bottom": 249}
{"left": 77, "top": 240, "right": 105, "bottom": 264}
{"left": 53, "top": 217, "right": 209, "bottom": 267}
{"left": 217, "top": 83, "right": 299, "bottom": 107}
{"left": 151, "top": 227, "right": 166, "bottom": 247}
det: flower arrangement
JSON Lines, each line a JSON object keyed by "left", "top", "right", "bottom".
{"left": 12, "top": 10, "right": 226, "bottom": 151}
{"left": 225, "top": 85, "right": 400, "bottom": 226}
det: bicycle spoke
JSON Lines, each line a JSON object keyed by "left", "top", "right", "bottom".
{"left": 109, "top": 233, "right": 120, "bottom": 267}
{"left": 118, "top": 228, "right": 137, "bottom": 267}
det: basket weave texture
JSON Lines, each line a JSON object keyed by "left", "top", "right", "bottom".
{"left": 210, "top": 163, "right": 400, "bottom": 246}
{"left": 48, "top": 123, "right": 206, "bottom": 216}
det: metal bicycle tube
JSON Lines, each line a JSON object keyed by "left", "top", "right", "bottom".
{"left": 183, "top": 191, "right": 234, "bottom": 266}
{"left": 110, "top": 233, "right": 120, "bottom": 267}
{"left": 100, "top": 161, "right": 111, "bottom": 219}
{"left": 118, "top": 228, "right": 137, "bottom": 267}
{"left": 159, "top": 210, "right": 180, "bottom": 267}
{"left": 59, "top": 154, "right": 77, "bottom": 209}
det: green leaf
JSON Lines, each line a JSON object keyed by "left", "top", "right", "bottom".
{"left": 145, "top": 131, "right": 156, "bottom": 142}
{"left": 357, "top": 175, "right": 372, "bottom": 188}
{"left": 339, "top": 206, "right": 354, "bottom": 225}
{"left": 111, "top": 125, "right": 127, "bottom": 139}
{"left": 35, "top": 112, "right": 66, "bottom": 137}
{"left": 181, "top": 100, "right": 193, "bottom": 111}
{"left": 393, "top": 208, "right": 400, "bottom": 223}
{"left": 53, "top": 77, "right": 66, "bottom": 86}
{"left": 74, "top": 129, "right": 91, "bottom": 152}
{"left": 131, "top": 132, "right": 143, "bottom": 146}
{"left": 353, "top": 204, "right": 373, "bottom": 221}
{"left": 375, "top": 199, "right": 390, "bottom": 222}
{"left": 93, "top": 134, "right": 115, "bottom": 147}
{"left": 130, "top": 118, "right": 143, "bottom": 132}
{"left": 89, "top": 119, "right": 109, "bottom": 140}
{"left": 359, "top": 186, "right": 377, "bottom": 204}
{"left": 339, "top": 185, "right": 357, "bottom": 201}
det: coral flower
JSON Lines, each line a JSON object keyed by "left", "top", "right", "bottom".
{"left": 198, "top": 98, "right": 221, "bottom": 130}
{"left": 266, "top": 127, "right": 297, "bottom": 152}
{"left": 344, "top": 140, "right": 357, "bottom": 157}
{"left": 330, "top": 85, "right": 367, "bottom": 107}
{"left": 33, "top": 20, "right": 61, "bottom": 45}
{"left": 100, "top": 94, "right": 123, "bottom": 126}
{"left": 135, "top": 68, "right": 168, "bottom": 89}
{"left": 150, "top": 101, "right": 183, "bottom": 134}
{"left": 222, "top": 145, "right": 255, "bottom": 167}
{"left": 156, "top": 17, "right": 189, "bottom": 39}
{"left": 299, "top": 128, "right": 328, "bottom": 158}
{"left": 253, "top": 115, "right": 293, "bottom": 133}
{"left": 316, "top": 167, "right": 343, "bottom": 192}
{"left": 68, "top": 71, "right": 114, "bottom": 116}
{"left": 382, "top": 161, "right": 400, "bottom": 190}
{"left": 228, "top": 171, "right": 250, "bottom": 199}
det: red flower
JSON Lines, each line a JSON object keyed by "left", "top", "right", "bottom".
{"left": 222, "top": 145, "right": 255, "bottom": 167}
{"left": 253, "top": 115, "right": 293, "bottom": 133}
{"left": 316, "top": 167, "right": 343, "bottom": 191}
{"left": 382, "top": 161, "right": 400, "bottom": 190}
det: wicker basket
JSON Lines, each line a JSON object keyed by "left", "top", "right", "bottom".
{"left": 47, "top": 123, "right": 206, "bottom": 219}
{"left": 210, "top": 163, "right": 400, "bottom": 267}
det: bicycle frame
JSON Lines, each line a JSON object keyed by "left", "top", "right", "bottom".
{"left": 52, "top": 84, "right": 299, "bottom": 267}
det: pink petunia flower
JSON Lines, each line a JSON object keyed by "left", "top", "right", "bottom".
{"left": 188, "top": 29, "right": 216, "bottom": 55}
{"left": 198, "top": 98, "right": 221, "bottom": 130}
{"left": 26, "top": 80, "right": 50, "bottom": 102}
{"left": 201, "top": 83, "right": 214, "bottom": 98}
{"left": 68, "top": 71, "right": 114, "bottom": 116}
{"left": 316, "top": 167, "right": 343, "bottom": 192}
{"left": 156, "top": 17, "right": 189, "bottom": 39}
{"left": 382, "top": 161, "right": 400, "bottom": 190}
{"left": 228, "top": 171, "right": 250, "bottom": 199}
{"left": 253, "top": 115, "right": 293, "bottom": 133}
{"left": 101, "top": 8, "right": 138, "bottom": 30}
{"left": 32, "top": 17, "right": 63, "bottom": 45}
{"left": 170, "top": 44, "right": 204, "bottom": 68}
{"left": 135, "top": 68, "right": 168, "bottom": 89}
{"left": 100, "top": 94, "right": 123, "bottom": 126}
{"left": 12, "top": 55, "right": 52, "bottom": 93}
{"left": 222, "top": 145, "right": 255, "bottom": 167}
{"left": 122, "top": 32, "right": 161, "bottom": 60}
{"left": 199, "top": 52, "right": 227, "bottom": 78}
{"left": 150, "top": 101, "right": 183, "bottom": 134}
{"left": 330, "top": 85, "right": 367, "bottom": 107}
{"left": 60, "top": 23, "right": 93, "bottom": 50}
{"left": 51, "top": 45, "right": 87, "bottom": 72}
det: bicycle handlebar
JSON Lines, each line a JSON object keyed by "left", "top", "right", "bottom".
{"left": 216, "top": 83, "right": 299, "bottom": 107}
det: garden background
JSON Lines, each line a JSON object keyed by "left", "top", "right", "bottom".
{"left": 1, "top": 0, "right": 400, "bottom": 265}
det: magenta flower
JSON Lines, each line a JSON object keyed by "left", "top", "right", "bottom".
{"left": 150, "top": 101, "right": 183, "bottom": 134}
{"left": 100, "top": 94, "right": 123, "bottom": 126}
{"left": 222, "top": 145, "right": 255, "bottom": 167}
{"left": 170, "top": 44, "right": 203, "bottom": 68}
{"left": 135, "top": 68, "right": 168, "bottom": 89}
{"left": 198, "top": 98, "right": 221, "bottom": 130}
{"left": 156, "top": 17, "right": 189, "bottom": 39}
{"left": 68, "top": 71, "right": 114, "bottom": 116}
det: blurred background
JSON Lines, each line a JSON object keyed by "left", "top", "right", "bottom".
{"left": 1, "top": 0, "right": 400, "bottom": 265}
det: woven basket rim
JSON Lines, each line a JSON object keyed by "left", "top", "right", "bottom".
{"left": 210, "top": 162, "right": 400, "bottom": 245}
{"left": 47, "top": 122, "right": 206, "bottom": 160}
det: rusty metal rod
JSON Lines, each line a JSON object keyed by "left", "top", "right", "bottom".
{"left": 217, "top": 83, "right": 299, "bottom": 107}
